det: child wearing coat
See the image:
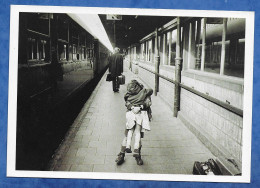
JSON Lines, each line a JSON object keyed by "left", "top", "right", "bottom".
{"left": 124, "top": 80, "right": 153, "bottom": 164}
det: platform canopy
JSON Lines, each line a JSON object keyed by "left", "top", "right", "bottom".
{"left": 67, "top": 13, "right": 114, "bottom": 52}
{"left": 99, "top": 15, "right": 175, "bottom": 51}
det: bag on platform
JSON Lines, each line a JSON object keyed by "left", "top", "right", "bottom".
{"left": 106, "top": 73, "right": 112, "bottom": 82}
{"left": 118, "top": 74, "right": 125, "bottom": 85}
{"left": 193, "top": 158, "right": 222, "bottom": 175}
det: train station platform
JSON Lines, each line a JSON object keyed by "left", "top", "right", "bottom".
{"left": 48, "top": 65, "right": 215, "bottom": 174}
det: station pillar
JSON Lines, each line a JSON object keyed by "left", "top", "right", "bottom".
{"left": 154, "top": 28, "right": 160, "bottom": 96}
{"left": 173, "top": 17, "right": 183, "bottom": 117}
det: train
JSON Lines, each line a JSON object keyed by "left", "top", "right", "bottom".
{"left": 17, "top": 12, "right": 110, "bottom": 170}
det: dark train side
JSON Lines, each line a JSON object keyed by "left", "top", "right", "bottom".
{"left": 16, "top": 13, "right": 110, "bottom": 170}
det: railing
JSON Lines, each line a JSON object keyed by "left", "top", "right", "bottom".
{"left": 138, "top": 64, "right": 243, "bottom": 117}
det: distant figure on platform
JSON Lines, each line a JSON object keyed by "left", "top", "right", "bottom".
{"left": 108, "top": 47, "right": 123, "bottom": 92}
{"left": 115, "top": 80, "right": 153, "bottom": 166}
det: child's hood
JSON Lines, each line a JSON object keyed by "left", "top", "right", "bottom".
{"left": 126, "top": 80, "right": 143, "bottom": 95}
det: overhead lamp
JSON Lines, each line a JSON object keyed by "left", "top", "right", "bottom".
{"left": 67, "top": 13, "right": 113, "bottom": 52}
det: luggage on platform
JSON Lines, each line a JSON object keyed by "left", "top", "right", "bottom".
{"left": 193, "top": 158, "right": 222, "bottom": 175}
{"left": 118, "top": 74, "right": 125, "bottom": 85}
{"left": 106, "top": 73, "right": 112, "bottom": 82}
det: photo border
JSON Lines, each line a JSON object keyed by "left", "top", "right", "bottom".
{"left": 6, "top": 4, "right": 254, "bottom": 184}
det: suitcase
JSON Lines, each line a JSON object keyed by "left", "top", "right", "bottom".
{"left": 193, "top": 161, "right": 209, "bottom": 175}
{"left": 118, "top": 74, "right": 125, "bottom": 85}
{"left": 193, "top": 159, "right": 222, "bottom": 175}
{"left": 106, "top": 73, "right": 112, "bottom": 82}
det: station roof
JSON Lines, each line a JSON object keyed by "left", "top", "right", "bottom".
{"left": 99, "top": 15, "right": 175, "bottom": 51}
{"left": 68, "top": 13, "right": 175, "bottom": 53}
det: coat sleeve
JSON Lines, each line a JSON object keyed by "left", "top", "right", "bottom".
{"left": 143, "top": 96, "right": 152, "bottom": 109}
{"left": 124, "top": 93, "right": 133, "bottom": 110}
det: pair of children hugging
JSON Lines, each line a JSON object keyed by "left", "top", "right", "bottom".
{"left": 124, "top": 80, "right": 153, "bottom": 156}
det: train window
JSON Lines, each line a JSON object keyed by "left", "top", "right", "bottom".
{"left": 82, "top": 47, "right": 86, "bottom": 59}
{"left": 87, "top": 49, "right": 93, "bottom": 59}
{"left": 73, "top": 45, "right": 77, "bottom": 60}
{"left": 27, "top": 37, "right": 47, "bottom": 62}
{"left": 27, "top": 38, "right": 37, "bottom": 60}
{"left": 39, "top": 40, "right": 47, "bottom": 60}
{"left": 59, "top": 44, "right": 67, "bottom": 60}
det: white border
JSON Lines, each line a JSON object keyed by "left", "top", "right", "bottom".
{"left": 7, "top": 5, "right": 254, "bottom": 183}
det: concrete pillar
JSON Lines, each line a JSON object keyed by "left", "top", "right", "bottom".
{"left": 173, "top": 17, "right": 183, "bottom": 117}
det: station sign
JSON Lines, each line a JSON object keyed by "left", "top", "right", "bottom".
{"left": 106, "top": 14, "right": 122, "bottom": 20}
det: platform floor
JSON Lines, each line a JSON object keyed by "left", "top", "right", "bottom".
{"left": 48, "top": 66, "right": 215, "bottom": 174}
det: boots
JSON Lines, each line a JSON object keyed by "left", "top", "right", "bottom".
{"left": 115, "top": 152, "right": 125, "bottom": 165}
{"left": 115, "top": 146, "right": 126, "bottom": 165}
{"left": 135, "top": 156, "right": 143, "bottom": 165}
{"left": 133, "top": 145, "right": 143, "bottom": 165}
{"left": 125, "top": 146, "right": 132, "bottom": 153}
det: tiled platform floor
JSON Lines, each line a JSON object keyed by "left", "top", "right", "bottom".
{"left": 49, "top": 66, "right": 215, "bottom": 174}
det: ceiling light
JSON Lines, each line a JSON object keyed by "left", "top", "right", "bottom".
{"left": 67, "top": 13, "right": 113, "bottom": 52}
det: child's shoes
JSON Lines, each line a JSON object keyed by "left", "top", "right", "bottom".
{"left": 125, "top": 147, "right": 132, "bottom": 153}
{"left": 115, "top": 152, "right": 125, "bottom": 165}
{"left": 135, "top": 156, "right": 143, "bottom": 165}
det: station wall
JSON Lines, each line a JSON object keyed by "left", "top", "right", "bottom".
{"left": 125, "top": 17, "right": 244, "bottom": 164}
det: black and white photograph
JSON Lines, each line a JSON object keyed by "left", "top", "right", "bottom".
{"left": 7, "top": 5, "right": 254, "bottom": 183}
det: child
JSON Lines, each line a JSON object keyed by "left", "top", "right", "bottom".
{"left": 124, "top": 80, "right": 153, "bottom": 165}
